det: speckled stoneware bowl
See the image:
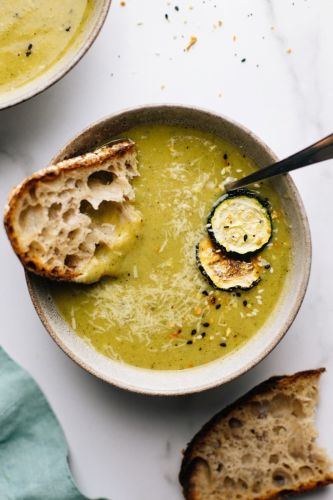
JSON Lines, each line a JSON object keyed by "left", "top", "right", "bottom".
{"left": 0, "top": 0, "right": 111, "bottom": 111}
{"left": 26, "top": 105, "right": 311, "bottom": 396}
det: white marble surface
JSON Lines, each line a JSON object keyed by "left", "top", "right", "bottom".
{"left": 1, "top": 1, "right": 333, "bottom": 498}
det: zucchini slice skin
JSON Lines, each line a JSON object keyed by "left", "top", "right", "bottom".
{"left": 196, "top": 237, "right": 261, "bottom": 292}
{"left": 207, "top": 189, "right": 272, "bottom": 258}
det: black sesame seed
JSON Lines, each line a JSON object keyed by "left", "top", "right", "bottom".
{"left": 236, "top": 292, "right": 241, "bottom": 297}
{"left": 201, "top": 332, "right": 206, "bottom": 338}
{"left": 25, "top": 43, "right": 33, "bottom": 57}
{"left": 223, "top": 153, "right": 228, "bottom": 160}
{"left": 191, "top": 329, "right": 197, "bottom": 336}
{"left": 241, "top": 58, "right": 246, "bottom": 63}
{"left": 199, "top": 347, "right": 202, "bottom": 351}
{"left": 65, "top": 26, "right": 71, "bottom": 32}
{"left": 187, "top": 340, "right": 193, "bottom": 345}
{"left": 265, "top": 264, "right": 271, "bottom": 269}
{"left": 220, "top": 342, "right": 227, "bottom": 347}
{"left": 175, "top": 5, "right": 179, "bottom": 11}
{"left": 202, "top": 290, "right": 209, "bottom": 296}
{"left": 215, "top": 304, "right": 221, "bottom": 310}
{"left": 243, "top": 300, "right": 248, "bottom": 307}
{"left": 203, "top": 322, "right": 210, "bottom": 327}
{"left": 244, "top": 234, "right": 248, "bottom": 241}
{"left": 224, "top": 225, "right": 230, "bottom": 229}
{"left": 165, "top": 13, "right": 169, "bottom": 19}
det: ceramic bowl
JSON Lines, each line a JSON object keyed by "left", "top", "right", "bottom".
{"left": 26, "top": 105, "right": 311, "bottom": 395}
{"left": 0, "top": 0, "right": 111, "bottom": 110}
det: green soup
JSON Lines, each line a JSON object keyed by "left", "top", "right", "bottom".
{"left": 0, "top": 0, "right": 93, "bottom": 93}
{"left": 52, "top": 125, "right": 291, "bottom": 370}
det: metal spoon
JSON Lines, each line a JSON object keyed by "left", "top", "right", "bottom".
{"left": 225, "top": 133, "right": 333, "bottom": 191}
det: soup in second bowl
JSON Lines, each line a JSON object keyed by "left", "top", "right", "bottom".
{"left": 0, "top": 0, "right": 93, "bottom": 94}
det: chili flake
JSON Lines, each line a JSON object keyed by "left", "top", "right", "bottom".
{"left": 185, "top": 36, "right": 197, "bottom": 51}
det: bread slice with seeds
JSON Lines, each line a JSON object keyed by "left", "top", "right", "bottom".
{"left": 180, "top": 369, "right": 333, "bottom": 500}
{"left": 4, "top": 139, "right": 142, "bottom": 283}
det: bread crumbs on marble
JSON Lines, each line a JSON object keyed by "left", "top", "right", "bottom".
{"left": 185, "top": 36, "right": 198, "bottom": 51}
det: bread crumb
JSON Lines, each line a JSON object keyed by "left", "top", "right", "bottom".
{"left": 287, "top": 47, "right": 292, "bottom": 54}
{"left": 233, "top": 35, "right": 237, "bottom": 42}
{"left": 218, "top": 20, "right": 223, "bottom": 27}
{"left": 185, "top": 36, "right": 198, "bottom": 51}
{"left": 120, "top": 1, "right": 126, "bottom": 5}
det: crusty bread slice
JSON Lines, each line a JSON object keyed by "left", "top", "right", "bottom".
{"left": 180, "top": 369, "right": 333, "bottom": 500}
{"left": 4, "top": 139, "right": 141, "bottom": 283}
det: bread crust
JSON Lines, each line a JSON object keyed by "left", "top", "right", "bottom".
{"left": 180, "top": 368, "right": 333, "bottom": 500}
{"left": 4, "top": 140, "right": 136, "bottom": 281}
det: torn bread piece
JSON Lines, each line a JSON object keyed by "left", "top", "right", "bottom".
{"left": 4, "top": 140, "right": 142, "bottom": 283}
{"left": 180, "top": 368, "right": 333, "bottom": 500}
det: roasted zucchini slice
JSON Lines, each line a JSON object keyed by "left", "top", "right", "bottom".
{"left": 207, "top": 189, "right": 272, "bottom": 257}
{"left": 196, "top": 237, "right": 261, "bottom": 291}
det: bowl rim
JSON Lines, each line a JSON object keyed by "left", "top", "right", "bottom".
{"left": 0, "top": 0, "right": 111, "bottom": 111}
{"left": 25, "top": 104, "right": 312, "bottom": 396}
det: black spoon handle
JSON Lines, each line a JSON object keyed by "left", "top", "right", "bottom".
{"left": 225, "top": 133, "right": 333, "bottom": 191}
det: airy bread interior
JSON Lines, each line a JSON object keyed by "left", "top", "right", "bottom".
{"left": 180, "top": 370, "right": 333, "bottom": 500}
{"left": 4, "top": 140, "right": 140, "bottom": 282}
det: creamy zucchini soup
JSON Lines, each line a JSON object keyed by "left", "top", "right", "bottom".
{"left": 52, "top": 125, "right": 291, "bottom": 370}
{"left": 0, "top": 0, "right": 93, "bottom": 93}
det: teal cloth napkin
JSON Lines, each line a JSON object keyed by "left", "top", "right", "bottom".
{"left": 0, "top": 347, "right": 104, "bottom": 500}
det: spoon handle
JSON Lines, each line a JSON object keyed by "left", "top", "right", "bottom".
{"left": 226, "top": 133, "right": 333, "bottom": 191}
